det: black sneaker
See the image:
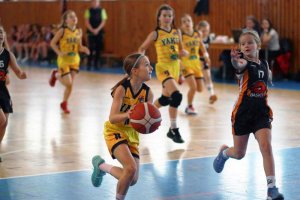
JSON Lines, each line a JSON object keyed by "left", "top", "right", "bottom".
{"left": 167, "top": 128, "right": 174, "bottom": 139}
{"left": 168, "top": 128, "right": 184, "bottom": 143}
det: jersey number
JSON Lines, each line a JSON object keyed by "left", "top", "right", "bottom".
{"left": 170, "top": 45, "right": 175, "bottom": 52}
{"left": 258, "top": 70, "right": 264, "bottom": 79}
{"left": 0, "top": 60, "right": 4, "bottom": 68}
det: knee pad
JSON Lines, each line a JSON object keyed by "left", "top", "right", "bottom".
{"left": 170, "top": 91, "right": 182, "bottom": 108}
{"left": 158, "top": 95, "right": 170, "bottom": 106}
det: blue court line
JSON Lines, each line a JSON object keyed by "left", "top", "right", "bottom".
{"left": 0, "top": 147, "right": 299, "bottom": 200}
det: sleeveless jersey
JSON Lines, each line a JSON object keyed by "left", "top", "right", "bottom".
{"left": 202, "top": 36, "right": 211, "bottom": 50}
{"left": 0, "top": 48, "right": 12, "bottom": 111}
{"left": 231, "top": 60, "right": 273, "bottom": 135}
{"left": 0, "top": 48, "right": 10, "bottom": 83}
{"left": 155, "top": 28, "right": 180, "bottom": 63}
{"left": 236, "top": 60, "right": 270, "bottom": 99}
{"left": 112, "top": 79, "right": 150, "bottom": 127}
{"left": 181, "top": 31, "right": 204, "bottom": 62}
{"left": 200, "top": 35, "right": 211, "bottom": 60}
{"left": 59, "top": 28, "right": 81, "bottom": 57}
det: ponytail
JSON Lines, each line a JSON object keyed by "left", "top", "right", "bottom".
{"left": 111, "top": 75, "right": 129, "bottom": 96}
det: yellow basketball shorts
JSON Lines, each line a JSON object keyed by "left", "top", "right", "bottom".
{"left": 57, "top": 54, "right": 80, "bottom": 76}
{"left": 103, "top": 121, "right": 140, "bottom": 159}
{"left": 155, "top": 60, "right": 180, "bottom": 83}
{"left": 181, "top": 59, "right": 204, "bottom": 79}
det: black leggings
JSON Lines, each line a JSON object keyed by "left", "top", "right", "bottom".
{"left": 87, "top": 34, "right": 104, "bottom": 68}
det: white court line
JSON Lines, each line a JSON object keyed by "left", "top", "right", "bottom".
{"left": 1, "top": 145, "right": 299, "bottom": 180}
{"left": 0, "top": 149, "right": 28, "bottom": 156}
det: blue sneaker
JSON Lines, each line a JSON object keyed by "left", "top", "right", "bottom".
{"left": 91, "top": 155, "right": 106, "bottom": 187}
{"left": 213, "top": 145, "right": 229, "bottom": 173}
{"left": 267, "top": 187, "right": 284, "bottom": 200}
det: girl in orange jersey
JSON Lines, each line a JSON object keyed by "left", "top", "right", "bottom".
{"left": 213, "top": 31, "right": 283, "bottom": 200}
{"left": 138, "top": 4, "right": 188, "bottom": 143}
{"left": 49, "top": 10, "right": 90, "bottom": 114}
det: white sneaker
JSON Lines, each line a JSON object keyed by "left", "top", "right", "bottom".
{"left": 185, "top": 106, "right": 197, "bottom": 115}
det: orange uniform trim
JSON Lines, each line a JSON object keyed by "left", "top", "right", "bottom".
{"left": 231, "top": 71, "right": 249, "bottom": 135}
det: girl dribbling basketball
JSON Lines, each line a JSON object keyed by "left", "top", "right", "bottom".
{"left": 91, "top": 53, "right": 154, "bottom": 200}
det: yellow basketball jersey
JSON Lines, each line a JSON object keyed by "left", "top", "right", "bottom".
{"left": 155, "top": 28, "right": 180, "bottom": 63}
{"left": 181, "top": 31, "right": 202, "bottom": 62}
{"left": 59, "top": 28, "right": 80, "bottom": 57}
{"left": 112, "top": 79, "right": 150, "bottom": 127}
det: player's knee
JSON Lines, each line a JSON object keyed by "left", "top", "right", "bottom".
{"left": 170, "top": 91, "right": 182, "bottom": 108}
{"left": 65, "top": 82, "right": 73, "bottom": 89}
{"left": 196, "top": 85, "right": 203, "bottom": 92}
{"left": 130, "top": 177, "right": 138, "bottom": 186}
{"left": 234, "top": 151, "right": 246, "bottom": 160}
{"left": 124, "top": 164, "right": 137, "bottom": 179}
{"left": 259, "top": 142, "right": 272, "bottom": 156}
{"left": 158, "top": 95, "right": 170, "bottom": 107}
{"left": 189, "top": 84, "right": 197, "bottom": 92}
{"left": 196, "top": 88, "right": 202, "bottom": 92}
{"left": 0, "top": 118, "right": 8, "bottom": 129}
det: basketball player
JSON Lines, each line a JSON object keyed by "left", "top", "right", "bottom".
{"left": 49, "top": 10, "right": 90, "bottom": 114}
{"left": 91, "top": 53, "right": 154, "bottom": 200}
{"left": 197, "top": 20, "right": 217, "bottom": 104}
{"left": 0, "top": 26, "right": 27, "bottom": 143}
{"left": 213, "top": 31, "right": 284, "bottom": 200}
{"left": 138, "top": 4, "right": 188, "bottom": 143}
{"left": 180, "top": 14, "right": 211, "bottom": 115}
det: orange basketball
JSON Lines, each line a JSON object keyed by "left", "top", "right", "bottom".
{"left": 129, "top": 103, "right": 162, "bottom": 134}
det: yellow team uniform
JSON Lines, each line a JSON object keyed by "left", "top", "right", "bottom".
{"left": 103, "top": 79, "right": 150, "bottom": 159}
{"left": 181, "top": 31, "right": 205, "bottom": 79}
{"left": 154, "top": 28, "right": 181, "bottom": 83}
{"left": 57, "top": 28, "right": 81, "bottom": 76}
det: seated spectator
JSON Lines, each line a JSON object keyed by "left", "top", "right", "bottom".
{"left": 261, "top": 18, "right": 280, "bottom": 69}
{"left": 29, "top": 24, "right": 42, "bottom": 62}
{"left": 15, "top": 24, "right": 32, "bottom": 63}
{"left": 243, "top": 15, "right": 261, "bottom": 36}
{"left": 7, "top": 25, "right": 18, "bottom": 54}
{"left": 37, "top": 25, "right": 54, "bottom": 62}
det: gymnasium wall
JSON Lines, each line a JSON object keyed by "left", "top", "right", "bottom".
{"left": 0, "top": 0, "right": 299, "bottom": 74}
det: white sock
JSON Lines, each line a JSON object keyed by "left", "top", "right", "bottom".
{"left": 222, "top": 149, "right": 229, "bottom": 159}
{"left": 207, "top": 83, "right": 215, "bottom": 95}
{"left": 267, "top": 176, "right": 276, "bottom": 188}
{"left": 99, "top": 163, "right": 113, "bottom": 174}
{"left": 170, "top": 118, "right": 177, "bottom": 129}
{"left": 116, "top": 194, "right": 126, "bottom": 200}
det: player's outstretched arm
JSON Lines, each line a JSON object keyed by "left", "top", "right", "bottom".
{"left": 138, "top": 31, "right": 156, "bottom": 54}
{"left": 231, "top": 48, "right": 247, "bottom": 72}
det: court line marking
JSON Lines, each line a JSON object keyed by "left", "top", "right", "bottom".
{"left": 1, "top": 145, "right": 299, "bottom": 180}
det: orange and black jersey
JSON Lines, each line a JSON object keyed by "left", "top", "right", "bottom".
{"left": 236, "top": 59, "right": 270, "bottom": 99}
{"left": 0, "top": 48, "right": 12, "bottom": 113}
{"left": 0, "top": 48, "right": 10, "bottom": 83}
{"left": 231, "top": 60, "right": 273, "bottom": 135}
